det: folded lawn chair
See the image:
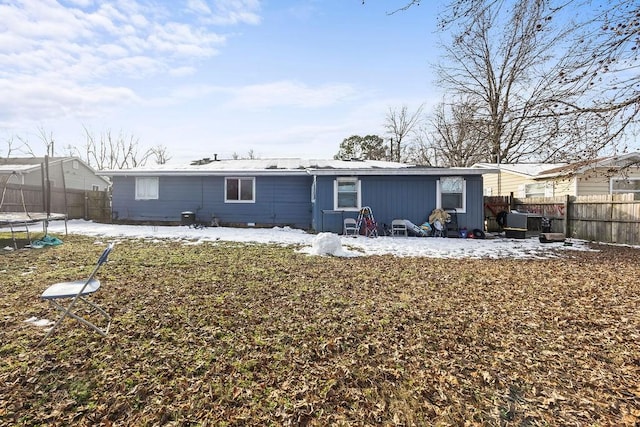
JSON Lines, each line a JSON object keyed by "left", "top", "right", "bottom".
{"left": 38, "top": 243, "right": 114, "bottom": 346}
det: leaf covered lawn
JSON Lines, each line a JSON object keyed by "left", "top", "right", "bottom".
{"left": 1, "top": 235, "right": 639, "bottom": 426}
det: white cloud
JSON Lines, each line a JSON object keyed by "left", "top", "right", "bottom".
{"left": 187, "top": 0, "right": 212, "bottom": 15}
{"left": 199, "top": 0, "right": 262, "bottom": 25}
{"left": 0, "top": 0, "right": 261, "bottom": 126}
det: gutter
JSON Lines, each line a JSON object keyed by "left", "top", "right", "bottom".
{"left": 99, "top": 167, "right": 500, "bottom": 178}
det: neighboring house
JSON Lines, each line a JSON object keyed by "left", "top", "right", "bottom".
{"left": 473, "top": 152, "right": 640, "bottom": 199}
{"left": 100, "top": 158, "right": 494, "bottom": 233}
{"left": 0, "top": 157, "right": 110, "bottom": 191}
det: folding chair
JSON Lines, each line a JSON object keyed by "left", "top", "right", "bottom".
{"left": 38, "top": 243, "right": 114, "bottom": 346}
{"left": 343, "top": 217, "right": 359, "bottom": 236}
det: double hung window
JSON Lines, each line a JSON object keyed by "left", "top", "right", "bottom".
{"left": 135, "top": 177, "right": 159, "bottom": 200}
{"left": 334, "top": 178, "right": 360, "bottom": 210}
{"left": 225, "top": 177, "right": 255, "bottom": 203}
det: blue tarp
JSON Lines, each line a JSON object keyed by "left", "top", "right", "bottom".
{"left": 30, "top": 235, "right": 63, "bottom": 249}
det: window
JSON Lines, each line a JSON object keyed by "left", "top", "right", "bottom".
{"left": 524, "top": 183, "right": 545, "bottom": 197}
{"left": 92, "top": 184, "right": 100, "bottom": 191}
{"left": 611, "top": 177, "right": 640, "bottom": 195}
{"left": 523, "top": 182, "right": 553, "bottom": 198}
{"left": 225, "top": 177, "right": 255, "bottom": 203}
{"left": 135, "top": 177, "right": 159, "bottom": 200}
{"left": 437, "top": 176, "right": 466, "bottom": 212}
{"left": 72, "top": 160, "right": 79, "bottom": 170}
{"left": 334, "top": 177, "right": 361, "bottom": 210}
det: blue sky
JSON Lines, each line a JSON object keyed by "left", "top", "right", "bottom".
{"left": 0, "top": 0, "right": 443, "bottom": 164}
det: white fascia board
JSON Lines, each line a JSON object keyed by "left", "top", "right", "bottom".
{"left": 307, "top": 168, "right": 498, "bottom": 176}
{"left": 99, "top": 167, "right": 497, "bottom": 177}
{"left": 98, "top": 169, "right": 310, "bottom": 177}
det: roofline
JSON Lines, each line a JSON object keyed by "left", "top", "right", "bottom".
{"left": 99, "top": 170, "right": 311, "bottom": 177}
{"left": 100, "top": 167, "right": 496, "bottom": 177}
{"left": 307, "top": 167, "right": 498, "bottom": 176}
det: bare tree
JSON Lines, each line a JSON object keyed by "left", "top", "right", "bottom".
{"left": 150, "top": 145, "right": 171, "bottom": 165}
{"left": 436, "top": 1, "right": 589, "bottom": 163}
{"left": 384, "top": 104, "right": 424, "bottom": 162}
{"left": 418, "top": 99, "right": 492, "bottom": 167}
{"left": 231, "top": 150, "right": 259, "bottom": 160}
{"left": 1, "top": 135, "right": 35, "bottom": 157}
{"left": 440, "top": 0, "right": 639, "bottom": 162}
{"left": 64, "top": 126, "right": 157, "bottom": 170}
{"left": 380, "top": 0, "right": 638, "bottom": 163}
{"left": 36, "top": 126, "right": 55, "bottom": 157}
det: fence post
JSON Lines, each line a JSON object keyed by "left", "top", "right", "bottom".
{"left": 84, "top": 191, "right": 89, "bottom": 220}
{"left": 563, "top": 195, "right": 570, "bottom": 238}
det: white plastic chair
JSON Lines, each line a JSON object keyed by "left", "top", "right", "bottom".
{"left": 343, "top": 218, "right": 359, "bottom": 236}
{"left": 38, "top": 243, "right": 114, "bottom": 346}
{"left": 391, "top": 219, "right": 408, "bottom": 236}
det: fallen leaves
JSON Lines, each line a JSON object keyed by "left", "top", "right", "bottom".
{"left": 0, "top": 236, "right": 639, "bottom": 426}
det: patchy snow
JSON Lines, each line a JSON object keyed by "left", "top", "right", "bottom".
{"left": 38, "top": 219, "right": 592, "bottom": 259}
{"left": 16, "top": 221, "right": 594, "bottom": 329}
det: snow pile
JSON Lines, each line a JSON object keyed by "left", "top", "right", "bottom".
{"left": 303, "top": 232, "right": 356, "bottom": 257}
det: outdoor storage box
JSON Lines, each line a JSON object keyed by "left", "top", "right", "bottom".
{"left": 504, "top": 227, "right": 527, "bottom": 239}
{"left": 181, "top": 211, "right": 195, "bottom": 226}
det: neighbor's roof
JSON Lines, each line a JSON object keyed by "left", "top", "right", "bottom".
{"left": 473, "top": 162, "right": 568, "bottom": 177}
{"left": 0, "top": 157, "right": 95, "bottom": 173}
{"left": 0, "top": 156, "right": 110, "bottom": 184}
{"left": 536, "top": 153, "right": 640, "bottom": 178}
{"left": 0, "top": 164, "right": 36, "bottom": 173}
{"left": 101, "top": 158, "right": 496, "bottom": 177}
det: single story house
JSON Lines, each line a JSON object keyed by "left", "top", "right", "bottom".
{"left": 100, "top": 158, "right": 494, "bottom": 233}
{"left": 473, "top": 152, "right": 640, "bottom": 199}
{"left": 0, "top": 157, "right": 110, "bottom": 191}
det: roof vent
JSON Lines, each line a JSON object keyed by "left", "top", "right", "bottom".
{"left": 190, "top": 157, "right": 214, "bottom": 166}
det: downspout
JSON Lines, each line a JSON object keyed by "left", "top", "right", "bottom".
{"left": 308, "top": 170, "right": 317, "bottom": 231}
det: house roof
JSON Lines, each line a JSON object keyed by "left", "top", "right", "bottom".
{"left": 101, "top": 158, "right": 496, "bottom": 177}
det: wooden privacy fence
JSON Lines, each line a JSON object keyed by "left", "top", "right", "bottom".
{"left": 485, "top": 194, "right": 640, "bottom": 245}
{"left": 0, "top": 183, "right": 111, "bottom": 223}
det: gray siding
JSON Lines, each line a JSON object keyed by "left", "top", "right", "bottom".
{"left": 111, "top": 175, "right": 313, "bottom": 229}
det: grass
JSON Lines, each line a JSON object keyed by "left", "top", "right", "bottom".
{"left": 1, "top": 234, "right": 639, "bottom": 426}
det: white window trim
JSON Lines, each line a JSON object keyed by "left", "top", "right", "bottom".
{"left": 610, "top": 176, "right": 640, "bottom": 194}
{"left": 334, "top": 177, "right": 361, "bottom": 211}
{"left": 436, "top": 177, "right": 466, "bottom": 213}
{"left": 135, "top": 177, "right": 159, "bottom": 200}
{"left": 225, "top": 177, "right": 256, "bottom": 203}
